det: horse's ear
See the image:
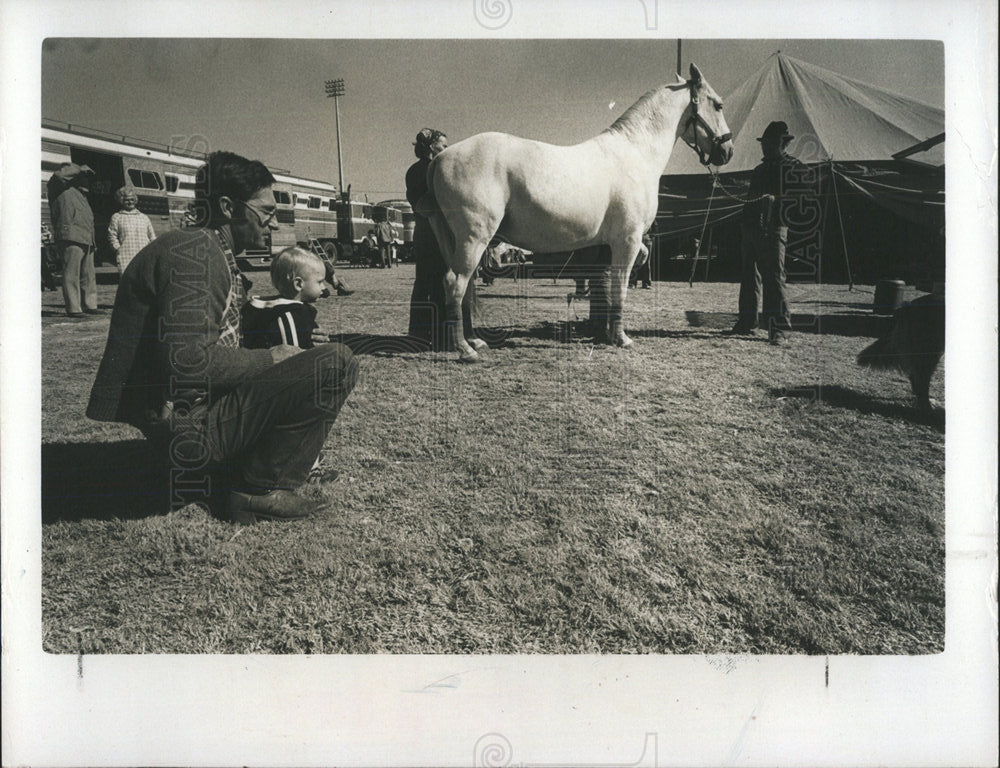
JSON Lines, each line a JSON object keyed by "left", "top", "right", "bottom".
{"left": 689, "top": 63, "right": 704, "bottom": 85}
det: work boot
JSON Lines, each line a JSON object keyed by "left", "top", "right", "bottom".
{"left": 227, "top": 488, "right": 329, "bottom": 525}
{"left": 725, "top": 321, "right": 758, "bottom": 336}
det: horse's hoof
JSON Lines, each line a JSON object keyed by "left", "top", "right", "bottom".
{"left": 458, "top": 351, "right": 480, "bottom": 364}
{"left": 468, "top": 338, "right": 488, "bottom": 351}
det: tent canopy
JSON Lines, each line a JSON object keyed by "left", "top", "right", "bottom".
{"left": 664, "top": 52, "right": 945, "bottom": 175}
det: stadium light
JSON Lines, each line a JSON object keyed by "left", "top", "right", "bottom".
{"left": 324, "top": 78, "right": 346, "bottom": 198}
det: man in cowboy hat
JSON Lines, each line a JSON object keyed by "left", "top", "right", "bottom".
{"left": 728, "top": 120, "right": 803, "bottom": 344}
{"left": 48, "top": 162, "right": 102, "bottom": 317}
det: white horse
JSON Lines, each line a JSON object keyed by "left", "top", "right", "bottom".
{"left": 423, "top": 63, "right": 734, "bottom": 362}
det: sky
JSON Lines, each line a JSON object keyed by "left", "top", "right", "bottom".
{"left": 41, "top": 38, "right": 943, "bottom": 201}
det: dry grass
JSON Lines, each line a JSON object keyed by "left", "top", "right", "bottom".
{"left": 41, "top": 266, "right": 944, "bottom": 654}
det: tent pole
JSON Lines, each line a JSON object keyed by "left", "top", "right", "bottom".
{"left": 703, "top": 226, "right": 713, "bottom": 282}
{"left": 830, "top": 160, "right": 854, "bottom": 291}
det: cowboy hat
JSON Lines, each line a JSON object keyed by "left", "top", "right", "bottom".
{"left": 757, "top": 121, "right": 794, "bottom": 143}
{"left": 51, "top": 163, "right": 96, "bottom": 182}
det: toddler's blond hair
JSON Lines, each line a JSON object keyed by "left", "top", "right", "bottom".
{"left": 270, "top": 246, "right": 325, "bottom": 298}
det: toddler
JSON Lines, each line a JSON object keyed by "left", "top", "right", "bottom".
{"left": 241, "top": 247, "right": 330, "bottom": 349}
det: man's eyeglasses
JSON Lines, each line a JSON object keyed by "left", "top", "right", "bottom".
{"left": 241, "top": 200, "right": 278, "bottom": 227}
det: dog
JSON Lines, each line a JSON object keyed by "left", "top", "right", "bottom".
{"left": 857, "top": 292, "right": 945, "bottom": 409}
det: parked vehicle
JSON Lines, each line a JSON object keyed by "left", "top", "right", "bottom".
{"left": 41, "top": 119, "right": 406, "bottom": 271}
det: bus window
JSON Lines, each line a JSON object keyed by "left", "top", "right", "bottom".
{"left": 165, "top": 174, "right": 179, "bottom": 193}
{"left": 127, "top": 168, "right": 164, "bottom": 190}
{"left": 309, "top": 196, "right": 321, "bottom": 209}
{"left": 273, "top": 190, "right": 292, "bottom": 204}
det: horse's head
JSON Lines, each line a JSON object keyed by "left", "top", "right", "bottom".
{"left": 682, "top": 63, "right": 734, "bottom": 167}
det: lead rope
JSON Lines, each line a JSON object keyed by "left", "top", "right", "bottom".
{"left": 688, "top": 176, "right": 719, "bottom": 287}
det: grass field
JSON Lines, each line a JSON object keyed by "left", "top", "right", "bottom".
{"left": 41, "top": 264, "right": 944, "bottom": 654}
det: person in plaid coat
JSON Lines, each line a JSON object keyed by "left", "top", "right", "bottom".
{"left": 87, "top": 151, "right": 358, "bottom": 524}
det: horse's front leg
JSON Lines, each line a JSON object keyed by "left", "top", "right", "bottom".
{"left": 443, "top": 270, "right": 481, "bottom": 363}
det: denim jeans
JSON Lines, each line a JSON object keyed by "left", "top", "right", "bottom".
{"left": 151, "top": 344, "right": 358, "bottom": 509}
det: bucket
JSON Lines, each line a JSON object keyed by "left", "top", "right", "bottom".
{"left": 873, "top": 279, "right": 906, "bottom": 315}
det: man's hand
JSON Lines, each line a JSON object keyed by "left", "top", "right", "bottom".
{"left": 312, "top": 324, "right": 338, "bottom": 343}
{"left": 269, "top": 344, "right": 301, "bottom": 364}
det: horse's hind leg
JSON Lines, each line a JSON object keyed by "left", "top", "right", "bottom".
{"left": 607, "top": 235, "right": 645, "bottom": 347}
{"left": 443, "top": 269, "right": 481, "bottom": 363}
{"left": 607, "top": 264, "right": 633, "bottom": 347}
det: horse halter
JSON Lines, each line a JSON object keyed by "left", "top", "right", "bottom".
{"left": 683, "top": 81, "right": 732, "bottom": 166}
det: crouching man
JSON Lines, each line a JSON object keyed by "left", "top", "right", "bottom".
{"left": 86, "top": 151, "right": 358, "bottom": 524}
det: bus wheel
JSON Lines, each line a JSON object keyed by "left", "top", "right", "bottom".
{"left": 323, "top": 242, "right": 339, "bottom": 264}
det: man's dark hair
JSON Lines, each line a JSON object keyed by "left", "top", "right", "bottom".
{"left": 192, "top": 150, "right": 276, "bottom": 226}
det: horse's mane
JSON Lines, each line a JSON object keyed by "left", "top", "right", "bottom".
{"left": 605, "top": 81, "right": 689, "bottom": 140}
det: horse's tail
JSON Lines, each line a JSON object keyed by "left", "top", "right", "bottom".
{"left": 425, "top": 158, "right": 456, "bottom": 261}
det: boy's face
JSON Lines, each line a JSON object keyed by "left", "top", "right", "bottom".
{"left": 295, "top": 260, "right": 328, "bottom": 303}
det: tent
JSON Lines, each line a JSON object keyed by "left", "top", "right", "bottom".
{"left": 655, "top": 52, "right": 945, "bottom": 285}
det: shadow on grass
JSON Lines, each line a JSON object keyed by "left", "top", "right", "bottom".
{"left": 42, "top": 440, "right": 172, "bottom": 523}
{"left": 770, "top": 385, "right": 945, "bottom": 431}
{"left": 494, "top": 321, "right": 732, "bottom": 345}
{"left": 686, "top": 311, "right": 892, "bottom": 338}
{"left": 478, "top": 290, "right": 566, "bottom": 301}
{"left": 41, "top": 306, "right": 112, "bottom": 319}
{"left": 329, "top": 333, "right": 433, "bottom": 356}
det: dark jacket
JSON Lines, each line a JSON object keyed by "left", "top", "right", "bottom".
{"left": 86, "top": 227, "right": 273, "bottom": 426}
{"left": 49, "top": 186, "right": 95, "bottom": 246}
{"left": 405, "top": 158, "right": 435, "bottom": 249}
{"left": 743, "top": 151, "right": 811, "bottom": 231}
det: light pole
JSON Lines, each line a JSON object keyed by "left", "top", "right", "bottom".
{"left": 324, "top": 78, "right": 346, "bottom": 198}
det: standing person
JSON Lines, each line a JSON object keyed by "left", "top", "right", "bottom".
{"left": 405, "top": 128, "right": 477, "bottom": 350}
{"left": 41, "top": 223, "right": 59, "bottom": 292}
{"left": 48, "top": 163, "right": 101, "bottom": 317}
{"left": 108, "top": 185, "right": 156, "bottom": 274}
{"left": 376, "top": 217, "right": 394, "bottom": 269}
{"left": 635, "top": 230, "right": 653, "bottom": 288}
{"left": 86, "top": 151, "right": 358, "bottom": 524}
{"left": 728, "top": 120, "right": 803, "bottom": 344}
{"left": 479, "top": 242, "right": 501, "bottom": 285}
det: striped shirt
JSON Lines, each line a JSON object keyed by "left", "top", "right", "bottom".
{"left": 240, "top": 296, "right": 319, "bottom": 350}
{"left": 108, "top": 209, "right": 156, "bottom": 272}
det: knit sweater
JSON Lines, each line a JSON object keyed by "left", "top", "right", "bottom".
{"left": 108, "top": 208, "right": 156, "bottom": 272}
{"left": 86, "top": 226, "right": 273, "bottom": 426}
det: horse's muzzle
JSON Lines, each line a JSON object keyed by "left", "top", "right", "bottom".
{"left": 711, "top": 140, "right": 734, "bottom": 166}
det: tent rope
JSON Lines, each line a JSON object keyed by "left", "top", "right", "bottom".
{"left": 829, "top": 160, "right": 854, "bottom": 291}
{"left": 688, "top": 177, "right": 718, "bottom": 287}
